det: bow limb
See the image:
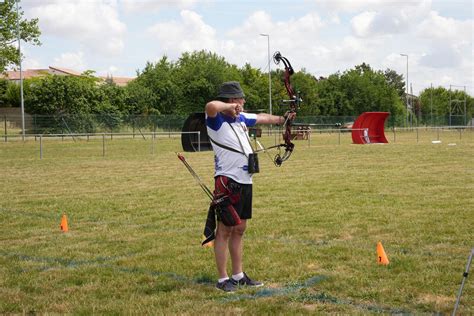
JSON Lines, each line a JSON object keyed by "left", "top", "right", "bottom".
{"left": 272, "top": 51, "right": 300, "bottom": 166}
{"left": 254, "top": 51, "right": 299, "bottom": 167}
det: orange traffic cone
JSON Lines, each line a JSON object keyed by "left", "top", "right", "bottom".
{"left": 60, "top": 214, "right": 69, "bottom": 232}
{"left": 377, "top": 242, "right": 389, "bottom": 265}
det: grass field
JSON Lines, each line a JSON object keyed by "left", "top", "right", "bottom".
{"left": 1, "top": 131, "right": 473, "bottom": 314}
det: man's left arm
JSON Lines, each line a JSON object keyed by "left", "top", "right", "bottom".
{"left": 256, "top": 112, "right": 295, "bottom": 125}
{"left": 256, "top": 113, "right": 285, "bottom": 125}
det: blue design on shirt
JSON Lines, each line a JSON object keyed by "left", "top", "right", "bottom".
{"left": 240, "top": 114, "right": 256, "bottom": 127}
{"left": 206, "top": 113, "right": 256, "bottom": 131}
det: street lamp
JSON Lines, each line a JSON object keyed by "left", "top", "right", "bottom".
{"left": 16, "top": 0, "right": 25, "bottom": 140}
{"left": 400, "top": 53, "right": 409, "bottom": 128}
{"left": 260, "top": 34, "right": 272, "bottom": 116}
{"left": 2, "top": 0, "right": 26, "bottom": 139}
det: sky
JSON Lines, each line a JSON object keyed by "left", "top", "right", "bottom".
{"left": 16, "top": 0, "right": 474, "bottom": 96}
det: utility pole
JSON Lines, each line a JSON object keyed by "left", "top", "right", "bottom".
{"left": 260, "top": 34, "right": 272, "bottom": 116}
{"left": 15, "top": 0, "right": 26, "bottom": 140}
{"left": 400, "top": 54, "right": 409, "bottom": 128}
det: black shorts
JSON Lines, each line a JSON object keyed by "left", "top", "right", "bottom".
{"left": 215, "top": 176, "right": 252, "bottom": 220}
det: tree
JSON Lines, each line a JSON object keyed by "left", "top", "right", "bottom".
{"left": 134, "top": 57, "right": 179, "bottom": 115}
{"left": 419, "top": 86, "right": 473, "bottom": 125}
{"left": 384, "top": 69, "right": 405, "bottom": 98}
{"left": 124, "top": 80, "right": 158, "bottom": 115}
{"left": 4, "top": 78, "right": 19, "bottom": 106}
{"left": 95, "top": 82, "right": 129, "bottom": 131}
{"left": 239, "top": 63, "right": 266, "bottom": 112}
{"left": 0, "top": 0, "right": 41, "bottom": 72}
{"left": 313, "top": 63, "right": 405, "bottom": 121}
{"left": 0, "top": 78, "right": 9, "bottom": 106}
{"left": 290, "top": 69, "right": 321, "bottom": 116}
{"left": 173, "top": 50, "right": 241, "bottom": 114}
{"left": 24, "top": 75, "right": 102, "bottom": 132}
{"left": 313, "top": 72, "right": 350, "bottom": 116}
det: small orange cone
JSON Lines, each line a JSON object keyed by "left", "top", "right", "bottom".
{"left": 377, "top": 242, "right": 389, "bottom": 265}
{"left": 202, "top": 235, "right": 214, "bottom": 248}
{"left": 60, "top": 214, "right": 69, "bottom": 232}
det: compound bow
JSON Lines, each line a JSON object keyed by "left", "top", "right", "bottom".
{"left": 258, "top": 51, "right": 301, "bottom": 166}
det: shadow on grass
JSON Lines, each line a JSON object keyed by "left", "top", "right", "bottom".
{"left": 0, "top": 251, "right": 431, "bottom": 314}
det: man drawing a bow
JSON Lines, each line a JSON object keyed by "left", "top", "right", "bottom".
{"left": 204, "top": 81, "right": 295, "bottom": 292}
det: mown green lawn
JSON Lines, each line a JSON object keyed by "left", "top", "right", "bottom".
{"left": 1, "top": 131, "right": 473, "bottom": 314}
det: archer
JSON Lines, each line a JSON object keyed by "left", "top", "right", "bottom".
{"left": 203, "top": 80, "right": 296, "bottom": 292}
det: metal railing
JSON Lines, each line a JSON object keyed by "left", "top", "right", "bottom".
{"left": 2, "top": 113, "right": 472, "bottom": 139}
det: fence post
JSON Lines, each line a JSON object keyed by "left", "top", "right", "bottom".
{"left": 39, "top": 135, "right": 43, "bottom": 159}
{"left": 274, "top": 128, "right": 278, "bottom": 146}
{"left": 393, "top": 128, "right": 396, "bottom": 143}
{"left": 151, "top": 131, "right": 155, "bottom": 155}
{"left": 102, "top": 133, "right": 106, "bottom": 157}
{"left": 198, "top": 131, "right": 201, "bottom": 152}
{"left": 416, "top": 128, "right": 419, "bottom": 143}
{"left": 338, "top": 129, "right": 341, "bottom": 145}
{"left": 4, "top": 115, "right": 7, "bottom": 142}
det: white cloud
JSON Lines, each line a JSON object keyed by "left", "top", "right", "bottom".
{"left": 121, "top": 0, "right": 200, "bottom": 13}
{"left": 21, "top": 1, "right": 472, "bottom": 95}
{"left": 147, "top": 10, "right": 217, "bottom": 56}
{"left": 350, "top": 1, "right": 431, "bottom": 37}
{"left": 416, "top": 11, "right": 472, "bottom": 71}
{"left": 316, "top": 0, "right": 432, "bottom": 14}
{"left": 329, "top": 13, "right": 341, "bottom": 25}
{"left": 53, "top": 51, "right": 87, "bottom": 71}
{"left": 228, "top": 10, "right": 274, "bottom": 38}
{"left": 22, "top": 47, "right": 43, "bottom": 70}
{"left": 333, "top": 36, "right": 370, "bottom": 61}
{"left": 108, "top": 65, "right": 119, "bottom": 74}
{"left": 417, "top": 11, "right": 473, "bottom": 41}
{"left": 223, "top": 11, "right": 325, "bottom": 67}
{"left": 95, "top": 65, "right": 120, "bottom": 77}
{"left": 22, "top": 58, "right": 43, "bottom": 70}
{"left": 419, "top": 46, "right": 462, "bottom": 68}
{"left": 351, "top": 11, "right": 377, "bottom": 37}
{"left": 28, "top": 0, "right": 126, "bottom": 56}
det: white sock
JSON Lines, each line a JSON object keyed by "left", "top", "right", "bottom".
{"left": 232, "top": 272, "right": 244, "bottom": 281}
{"left": 218, "top": 277, "right": 229, "bottom": 283}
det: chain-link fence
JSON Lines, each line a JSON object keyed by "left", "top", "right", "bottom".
{"left": 1, "top": 113, "right": 473, "bottom": 138}
{"left": 1, "top": 114, "right": 187, "bottom": 136}
{"left": 1, "top": 127, "right": 472, "bottom": 161}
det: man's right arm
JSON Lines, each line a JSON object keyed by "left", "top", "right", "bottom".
{"left": 205, "top": 101, "right": 239, "bottom": 117}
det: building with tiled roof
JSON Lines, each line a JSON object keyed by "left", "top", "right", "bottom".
{"left": 1, "top": 66, "right": 135, "bottom": 86}
{"left": 99, "top": 75, "right": 135, "bottom": 87}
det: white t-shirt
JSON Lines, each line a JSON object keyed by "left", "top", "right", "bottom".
{"left": 206, "top": 112, "right": 257, "bottom": 184}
